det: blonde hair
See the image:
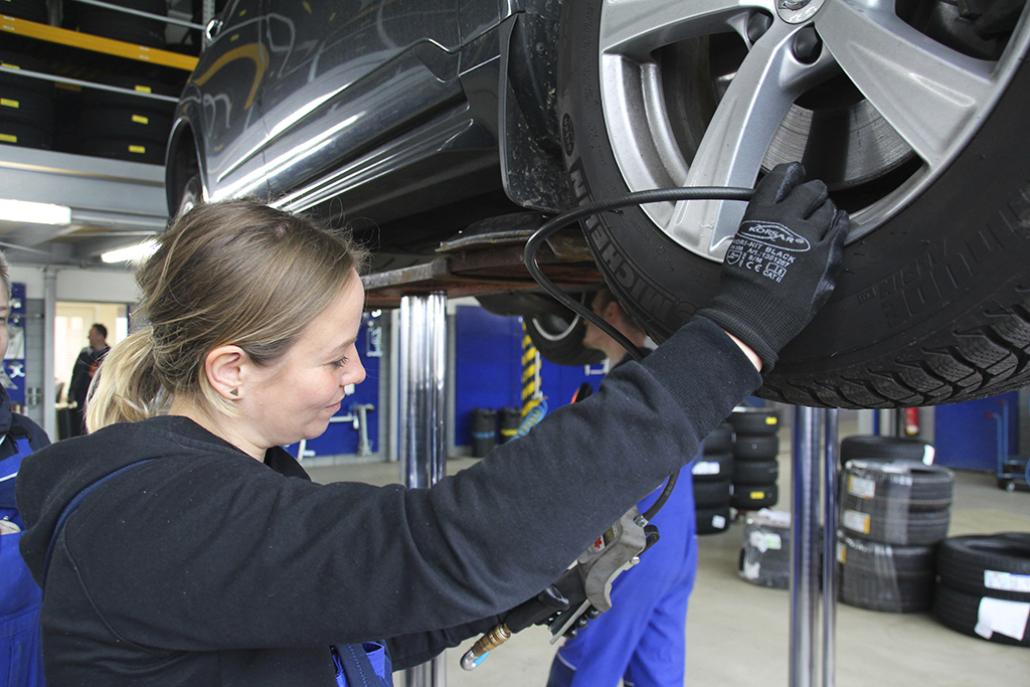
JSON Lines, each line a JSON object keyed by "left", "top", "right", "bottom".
{"left": 87, "top": 200, "right": 366, "bottom": 432}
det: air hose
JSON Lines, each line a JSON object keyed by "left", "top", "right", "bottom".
{"left": 522, "top": 186, "right": 754, "bottom": 520}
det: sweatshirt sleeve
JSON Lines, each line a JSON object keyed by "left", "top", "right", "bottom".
{"left": 64, "top": 318, "right": 760, "bottom": 651}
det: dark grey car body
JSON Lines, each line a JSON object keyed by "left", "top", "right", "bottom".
{"left": 166, "top": 0, "right": 564, "bottom": 254}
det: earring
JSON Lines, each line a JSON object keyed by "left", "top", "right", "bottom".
{"left": 230, "top": 388, "right": 239, "bottom": 397}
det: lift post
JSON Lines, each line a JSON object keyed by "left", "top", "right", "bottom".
{"left": 790, "top": 406, "right": 840, "bottom": 687}
{"left": 397, "top": 293, "right": 448, "bottom": 687}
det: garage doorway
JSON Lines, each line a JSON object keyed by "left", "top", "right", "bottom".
{"left": 54, "top": 301, "right": 129, "bottom": 408}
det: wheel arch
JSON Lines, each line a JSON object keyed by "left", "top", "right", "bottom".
{"left": 165, "top": 108, "right": 207, "bottom": 216}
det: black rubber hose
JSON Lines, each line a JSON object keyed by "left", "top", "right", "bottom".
{"left": 522, "top": 186, "right": 754, "bottom": 520}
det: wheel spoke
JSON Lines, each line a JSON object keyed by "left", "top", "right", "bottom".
{"left": 816, "top": 0, "right": 995, "bottom": 171}
{"left": 600, "top": 0, "right": 774, "bottom": 57}
{"left": 668, "top": 21, "right": 812, "bottom": 253}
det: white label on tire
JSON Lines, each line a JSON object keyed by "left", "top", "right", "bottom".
{"left": 749, "top": 531, "right": 782, "bottom": 552}
{"left": 693, "top": 461, "right": 720, "bottom": 476}
{"left": 842, "top": 509, "right": 870, "bottom": 535}
{"left": 711, "top": 515, "right": 727, "bottom": 529}
{"left": 922, "top": 445, "right": 936, "bottom": 465}
{"left": 975, "top": 597, "right": 1030, "bottom": 641}
{"left": 985, "top": 570, "right": 1030, "bottom": 594}
{"left": 743, "top": 561, "right": 761, "bottom": 580}
{"left": 847, "top": 475, "right": 876, "bottom": 499}
{"left": 837, "top": 542, "right": 846, "bottom": 564}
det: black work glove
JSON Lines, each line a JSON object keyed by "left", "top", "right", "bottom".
{"left": 697, "top": 162, "right": 848, "bottom": 371}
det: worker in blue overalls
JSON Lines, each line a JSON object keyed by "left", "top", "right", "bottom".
{"left": 547, "top": 287, "right": 697, "bottom": 687}
{"left": 0, "top": 253, "right": 52, "bottom": 687}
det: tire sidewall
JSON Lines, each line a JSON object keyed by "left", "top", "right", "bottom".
{"left": 558, "top": 1, "right": 1030, "bottom": 406}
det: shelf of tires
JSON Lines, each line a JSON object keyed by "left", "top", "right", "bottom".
{"left": 729, "top": 408, "right": 780, "bottom": 512}
{"left": 692, "top": 422, "right": 733, "bottom": 535}
{"left": 0, "top": 2, "right": 198, "bottom": 164}
{"left": 838, "top": 452, "right": 954, "bottom": 613}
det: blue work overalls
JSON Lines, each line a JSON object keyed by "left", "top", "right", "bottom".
{"left": 0, "top": 437, "right": 45, "bottom": 687}
{"left": 547, "top": 462, "right": 698, "bottom": 687}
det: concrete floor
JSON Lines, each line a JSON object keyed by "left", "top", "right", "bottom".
{"left": 307, "top": 440, "right": 1030, "bottom": 687}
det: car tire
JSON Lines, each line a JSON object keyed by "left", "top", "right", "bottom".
{"left": 842, "top": 461, "right": 955, "bottom": 511}
{"left": 557, "top": 1, "right": 1030, "bottom": 409}
{"left": 693, "top": 479, "right": 731, "bottom": 509}
{"left": 695, "top": 505, "right": 731, "bottom": 536}
{"left": 838, "top": 534, "right": 936, "bottom": 613}
{"left": 739, "top": 513, "right": 791, "bottom": 590}
{"left": 841, "top": 502, "right": 950, "bottom": 546}
{"left": 840, "top": 435, "right": 935, "bottom": 467}
{"left": 733, "top": 460, "right": 779, "bottom": 486}
{"left": 524, "top": 310, "right": 606, "bottom": 367}
{"left": 690, "top": 451, "right": 732, "bottom": 483}
{"left": 937, "top": 533, "right": 1030, "bottom": 602}
{"left": 731, "top": 484, "right": 778, "bottom": 511}
{"left": 933, "top": 584, "right": 1030, "bottom": 647}
{"left": 703, "top": 423, "right": 733, "bottom": 454}
{"left": 734, "top": 435, "right": 779, "bottom": 462}
{"left": 728, "top": 409, "right": 781, "bottom": 436}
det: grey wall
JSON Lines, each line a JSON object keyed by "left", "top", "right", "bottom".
{"left": 23, "top": 298, "right": 46, "bottom": 429}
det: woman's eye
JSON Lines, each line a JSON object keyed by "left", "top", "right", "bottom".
{"left": 331, "top": 357, "right": 348, "bottom": 369}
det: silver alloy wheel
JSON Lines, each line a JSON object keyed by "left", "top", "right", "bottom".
{"left": 598, "top": 0, "right": 1030, "bottom": 260}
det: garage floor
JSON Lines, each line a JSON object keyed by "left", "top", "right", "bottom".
{"left": 307, "top": 435, "right": 1030, "bottom": 687}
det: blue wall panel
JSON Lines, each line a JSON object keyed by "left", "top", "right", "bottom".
{"left": 934, "top": 392, "right": 1019, "bottom": 471}
{"left": 453, "top": 305, "right": 605, "bottom": 447}
{"left": 285, "top": 312, "right": 382, "bottom": 458}
{"left": 454, "top": 306, "right": 521, "bottom": 445}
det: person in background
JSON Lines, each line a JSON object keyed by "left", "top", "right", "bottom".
{"left": 67, "top": 323, "right": 109, "bottom": 435}
{"left": 0, "top": 251, "right": 52, "bottom": 687}
{"left": 546, "top": 287, "right": 698, "bottom": 687}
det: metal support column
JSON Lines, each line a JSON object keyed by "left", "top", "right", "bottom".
{"left": 790, "top": 406, "right": 822, "bottom": 687}
{"left": 42, "top": 267, "right": 58, "bottom": 440}
{"left": 791, "top": 405, "right": 840, "bottom": 687}
{"left": 398, "top": 292, "right": 447, "bottom": 687}
{"left": 821, "top": 409, "right": 839, "bottom": 687}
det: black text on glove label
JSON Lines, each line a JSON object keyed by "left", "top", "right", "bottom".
{"left": 726, "top": 239, "right": 797, "bottom": 284}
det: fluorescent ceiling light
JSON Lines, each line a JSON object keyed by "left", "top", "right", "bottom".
{"left": 0, "top": 198, "right": 72, "bottom": 225}
{"left": 101, "top": 239, "right": 159, "bottom": 264}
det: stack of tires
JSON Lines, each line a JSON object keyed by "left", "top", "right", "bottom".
{"left": 738, "top": 509, "right": 792, "bottom": 589}
{"left": 75, "top": 75, "right": 175, "bottom": 164}
{"left": 0, "top": 52, "right": 55, "bottom": 151}
{"left": 934, "top": 533, "right": 1030, "bottom": 646}
{"left": 838, "top": 460, "right": 954, "bottom": 612}
{"left": 729, "top": 408, "right": 780, "bottom": 511}
{"left": 692, "top": 423, "right": 733, "bottom": 535}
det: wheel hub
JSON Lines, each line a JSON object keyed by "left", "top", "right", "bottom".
{"left": 777, "top": 0, "right": 825, "bottom": 25}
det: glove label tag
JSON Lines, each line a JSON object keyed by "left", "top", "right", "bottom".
{"left": 736, "top": 221, "right": 812, "bottom": 252}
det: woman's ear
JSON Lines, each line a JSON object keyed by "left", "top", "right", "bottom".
{"left": 205, "top": 345, "right": 247, "bottom": 400}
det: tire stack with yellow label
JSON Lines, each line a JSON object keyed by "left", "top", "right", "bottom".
{"left": 838, "top": 460, "right": 954, "bottom": 612}
{"left": 75, "top": 76, "right": 175, "bottom": 165}
{"left": 729, "top": 408, "right": 780, "bottom": 511}
{"left": 0, "top": 52, "right": 55, "bottom": 151}
{"left": 692, "top": 422, "right": 733, "bottom": 535}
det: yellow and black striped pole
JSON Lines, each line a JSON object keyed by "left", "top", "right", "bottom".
{"left": 521, "top": 321, "right": 543, "bottom": 421}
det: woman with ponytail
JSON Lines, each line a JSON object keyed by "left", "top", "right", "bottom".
{"left": 14, "top": 163, "right": 844, "bottom": 686}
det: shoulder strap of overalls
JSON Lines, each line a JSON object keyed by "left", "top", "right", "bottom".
{"left": 336, "top": 643, "right": 392, "bottom": 687}
{"left": 41, "top": 458, "right": 157, "bottom": 589}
